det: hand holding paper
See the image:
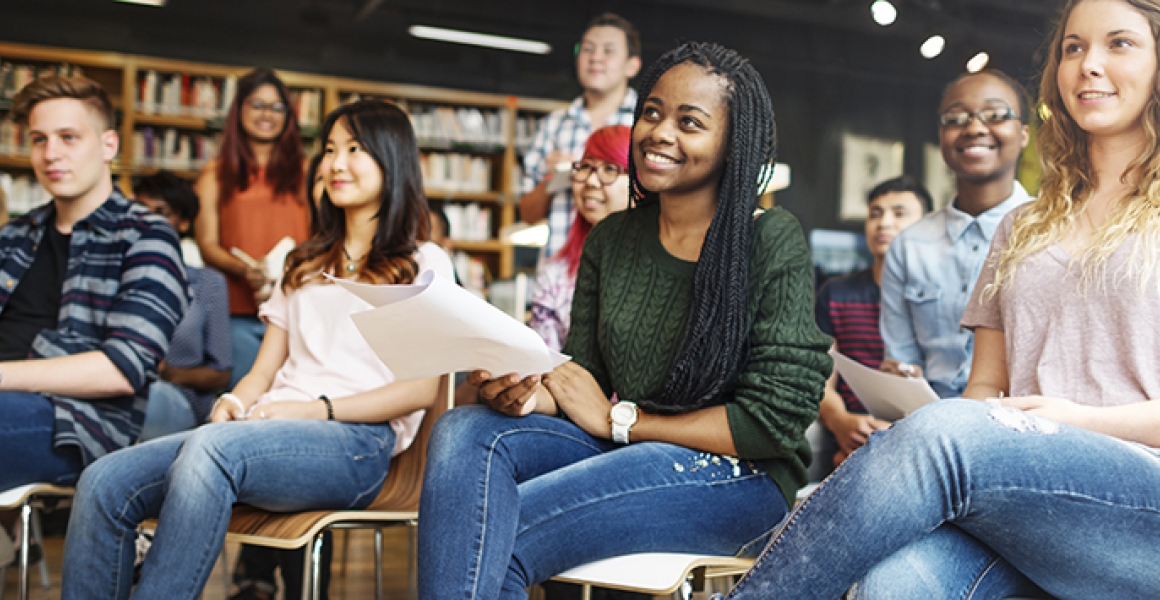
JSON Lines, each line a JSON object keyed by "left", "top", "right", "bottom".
{"left": 830, "top": 349, "right": 938, "bottom": 421}
{"left": 330, "top": 270, "right": 570, "bottom": 382}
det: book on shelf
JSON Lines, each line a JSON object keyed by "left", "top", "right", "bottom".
{"left": 0, "top": 118, "right": 28, "bottom": 155}
{"left": 290, "top": 88, "right": 322, "bottom": 130}
{"left": 0, "top": 172, "right": 51, "bottom": 215}
{"left": 421, "top": 152, "right": 491, "bottom": 194}
{"left": 452, "top": 251, "right": 488, "bottom": 298}
{"left": 441, "top": 202, "right": 492, "bottom": 243}
{"left": 139, "top": 70, "right": 235, "bottom": 118}
{"left": 133, "top": 127, "right": 218, "bottom": 172}
{"left": 0, "top": 60, "right": 85, "bottom": 101}
{"left": 410, "top": 105, "right": 505, "bottom": 148}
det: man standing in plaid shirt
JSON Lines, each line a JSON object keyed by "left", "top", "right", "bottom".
{"left": 520, "top": 13, "right": 641, "bottom": 258}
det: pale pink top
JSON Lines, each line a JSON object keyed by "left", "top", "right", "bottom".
{"left": 257, "top": 242, "right": 455, "bottom": 455}
{"left": 962, "top": 208, "right": 1160, "bottom": 407}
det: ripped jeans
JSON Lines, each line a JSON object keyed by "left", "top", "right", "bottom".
{"left": 720, "top": 400, "right": 1160, "bottom": 600}
{"left": 416, "top": 406, "right": 789, "bottom": 600}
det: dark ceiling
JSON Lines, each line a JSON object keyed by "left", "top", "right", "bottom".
{"left": 1, "top": 0, "right": 1065, "bottom": 101}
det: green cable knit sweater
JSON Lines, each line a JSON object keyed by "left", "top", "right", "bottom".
{"left": 563, "top": 201, "right": 833, "bottom": 506}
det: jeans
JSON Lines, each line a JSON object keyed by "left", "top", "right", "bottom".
{"left": 719, "top": 400, "right": 1160, "bottom": 600}
{"left": 61, "top": 419, "right": 396, "bottom": 600}
{"left": 417, "top": 406, "right": 789, "bottom": 600}
{"left": 140, "top": 381, "right": 198, "bottom": 442}
{"left": 0, "top": 391, "right": 84, "bottom": 489}
{"left": 229, "top": 316, "right": 266, "bottom": 389}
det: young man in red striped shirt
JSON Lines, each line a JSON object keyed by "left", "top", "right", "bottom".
{"left": 813, "top": 175, "right": 930, "bottom": 478}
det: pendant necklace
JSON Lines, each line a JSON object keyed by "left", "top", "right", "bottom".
{"left": 342, "top": 245, "right": 368, "bottom": 274}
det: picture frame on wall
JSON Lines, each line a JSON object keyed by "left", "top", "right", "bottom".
{"left": 839, "top": 133, "right": 904, "bottom": 221}
{"left": 924, "top": 143, "right": 956, "bottom": 212}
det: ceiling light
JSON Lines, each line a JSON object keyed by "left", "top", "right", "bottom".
{"left": 871, "top": 0, "right": 897, "bottom": 26}
{"left": 920, "top": 35, "right": 945, "bottom": 59}
{"left": 966, "top": 52, "right": 990, "bottom": 73}
{"left": 114, "top": 0, "right": 166, "bottom": 5}
{"left": 409, "top": 25, "right": 552, "bottom": 55}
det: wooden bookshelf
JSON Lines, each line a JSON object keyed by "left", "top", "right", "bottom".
{"left": 0, "top": 40, "right": 569, "bottom": 284}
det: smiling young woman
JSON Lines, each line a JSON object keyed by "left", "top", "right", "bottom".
{"left": 417, "top": 42, "right": 831, "bottom": 599}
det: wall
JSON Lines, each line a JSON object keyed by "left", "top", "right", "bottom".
{"left": 0, "top": 0, "right": 1052, "bottom": 235}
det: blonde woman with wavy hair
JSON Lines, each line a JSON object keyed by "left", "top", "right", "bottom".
{"left": 713, "top": 1, "right": 1160, "bottom": 598}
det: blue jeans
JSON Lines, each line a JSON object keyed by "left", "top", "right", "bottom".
{"left": 0, "top": 391, "right": 84, "bottom": 489}
{"left": 229, "top": 316, "right": 266, "bottom": 389}
{"left": 417, "top": 406, "right": 788, "bottom": 600}
{"left": 720, "top": 400, "right": 1160, "bottom": 599}
{"left": 140, "top": 381, "right": 198, "bottom": 442}
{"left": 61, "top": 419, "right": 396, "bottom": 600}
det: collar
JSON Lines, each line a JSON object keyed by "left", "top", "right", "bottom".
{"left": 30, "top": 187, "right": 134, "bottom": 237}
{"left": 944, "top": 181, "right": 1031, "bottom": 242}
{"left": 566, "top": 88, "right": 639, "bottom": 125}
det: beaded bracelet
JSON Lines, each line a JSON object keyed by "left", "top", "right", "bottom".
{"left": 318, "top": 395, "right": 335, "bottom": 421}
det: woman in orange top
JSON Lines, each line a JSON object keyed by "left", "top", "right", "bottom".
{"left": 194, "top": 68, "right": 310, "bottom": 390}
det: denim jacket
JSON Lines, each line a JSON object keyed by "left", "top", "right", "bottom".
{"left": 880, "top": 182, "right": 1031, "bottom": 398}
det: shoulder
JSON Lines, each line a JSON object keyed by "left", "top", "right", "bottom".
{"left": 890, "top": 208, "right": 947, "bottom": 248}
{"left": 751, "top": 207, "right": 809, "bottom": 259}
{"left": 196, "top": 159, "right": 219, "bottom": 184}
{"left": 818, "top": 269, "right": 877, "bottom": 303}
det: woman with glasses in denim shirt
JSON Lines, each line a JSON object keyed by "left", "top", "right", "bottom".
{"left": 529, "top": 125, "right": 631, "bottom": 351}
{"left": 878, "top": 69, "right": 1032, "bottom": 398}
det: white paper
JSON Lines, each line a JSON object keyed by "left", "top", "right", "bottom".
{"left": 330, "top": 271, "right": 569, "bottom": 382}
{"left": 829, "top": 349, "right": 938, "bottom": 421}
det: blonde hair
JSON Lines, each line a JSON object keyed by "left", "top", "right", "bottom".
{"left": 989, "top": 0, "right": 1160, "bottom": 297}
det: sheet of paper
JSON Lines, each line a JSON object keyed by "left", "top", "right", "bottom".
{"left": 330, "top": 271, "right": 569, "bottom": 382}
{"left": 829, "top": 349, "right": 939, "bottom": 421}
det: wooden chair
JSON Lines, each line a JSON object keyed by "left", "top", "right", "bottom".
{"left": 0, "top": 483, "right": 74, "bottom": 600}
{"left": 217, "top": 373, "right": 451, "bottom": 600}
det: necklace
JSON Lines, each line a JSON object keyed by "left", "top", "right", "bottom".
{"left": 341, "top": 245, "right": 368, "bottom": 274}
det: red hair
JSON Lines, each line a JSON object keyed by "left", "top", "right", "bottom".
{"left": 216, "top": 68, "right": 304, "bottom": 205}
{"left": 552, "top": 125, "right": 631, "bottom": 275}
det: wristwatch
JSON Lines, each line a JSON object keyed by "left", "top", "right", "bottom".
{"left": 610, "top": 401, "right": 639, "bottom": 444}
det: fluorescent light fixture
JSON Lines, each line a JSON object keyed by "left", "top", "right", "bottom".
{"left": 920, "top": 35, "right": 945, "bottom": 59}
{"left": 114, "top": 0, "right": 166, "bottom": 6}
{"left": 409, "top": 25, "right": 551, "bottom": 55}
{"left": 966, "top": 51, "right": 990, "bottom": 73}
{"left": 871, "top": 0, "right": 897, "bottom": 26}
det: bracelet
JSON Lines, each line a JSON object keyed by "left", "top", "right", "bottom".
{"left": 319, "top": 395, "right": 335, "bottom": 421}
{"left": 214, "top": 393, "right": 245, "bottom": 413}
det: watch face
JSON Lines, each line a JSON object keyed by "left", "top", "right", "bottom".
{"left": 611, "top": 402, "right": 637, "bottom": 425}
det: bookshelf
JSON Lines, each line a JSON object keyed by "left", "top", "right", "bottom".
{"left": 0, "top": 41, "right": 569, "bottom": 286}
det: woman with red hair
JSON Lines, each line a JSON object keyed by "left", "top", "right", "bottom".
{"left": 530, "top": 125, "right": 631, "bottom": 350}
{"left": 194, "top": 68, "right": 310, "bottom": 390}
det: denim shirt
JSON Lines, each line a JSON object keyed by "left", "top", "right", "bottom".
{"left": 880, "top": 182, "right": 1031, "bottom": 398}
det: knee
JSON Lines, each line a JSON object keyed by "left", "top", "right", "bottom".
{"left": 877, "top": 401, "right": 992, "bottom": 451}
{"left": 429, "top": 406, "right": 497, "bottom": 456}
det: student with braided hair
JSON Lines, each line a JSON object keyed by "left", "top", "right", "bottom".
{"left": 417, "top": 41, "right": 831, "bottom": 599}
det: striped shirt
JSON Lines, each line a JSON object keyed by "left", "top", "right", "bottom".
{"left": 0, "top": 190, "right": 189, "bottom": 464}
{"left": 522, "top": 89, "right": 637, "bottom": 257}
{"left": 815, "top": 269, "right": 882, "bottom": 414}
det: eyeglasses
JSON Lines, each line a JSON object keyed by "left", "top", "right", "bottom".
{"left": 938, "top": 107, "right": 1019, "bottom": 128}
{"left": 245, "top": 99, "right": 288, "bottom": 115}
{"left": 571, "top": 161, "right": 627, "bottom": 186}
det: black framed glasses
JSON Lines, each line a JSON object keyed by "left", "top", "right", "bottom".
{"left": 938, "top": 107, "right": 1019, "bottom": 128}
{"left": 245, "top": 98, "right": 288, "bottom": 115}
{"left": 571, "top": 161, "right": 627, "bottom": 186}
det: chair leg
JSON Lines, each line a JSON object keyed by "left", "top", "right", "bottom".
{"left": 29, "top": 507, "right": 48, "bottom": 589}
{"left": 373, "top": 527, "right": 383, "bottom": 600}
{"left": 579, "top": 584, "right": 592, "bottom": 600}
{"left": 309, "top": 533, "right": 325, "bottom": 600}
{"left": 19, "top": 501, "right": 31, "bottom": 600}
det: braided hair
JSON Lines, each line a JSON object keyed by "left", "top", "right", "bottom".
{"left": 628, "top": 42, "right": 776, "bottom": 414}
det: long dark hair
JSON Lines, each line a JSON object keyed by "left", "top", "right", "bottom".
{"left": 629, "top": 42, "right": 777, "bottom": 414}
{"left": 282, "top": 100, "right": 430, "bottom": 291}
{"left": 216, "top": 68, "right": 304, "bottom": 204}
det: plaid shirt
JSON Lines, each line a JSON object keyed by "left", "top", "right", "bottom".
{"left": 0, "top": 190, "right": 189, "bottom": 464}
{"left": 522, "top": 89, "right": 637, "bottom": 257}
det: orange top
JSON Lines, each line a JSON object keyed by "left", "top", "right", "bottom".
{"left": 219, "top": 169, "right": 310, "bottom": 315}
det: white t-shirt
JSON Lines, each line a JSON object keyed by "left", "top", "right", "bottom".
{"left": 256, "top": 242, "right": 455, "bottom": 455}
